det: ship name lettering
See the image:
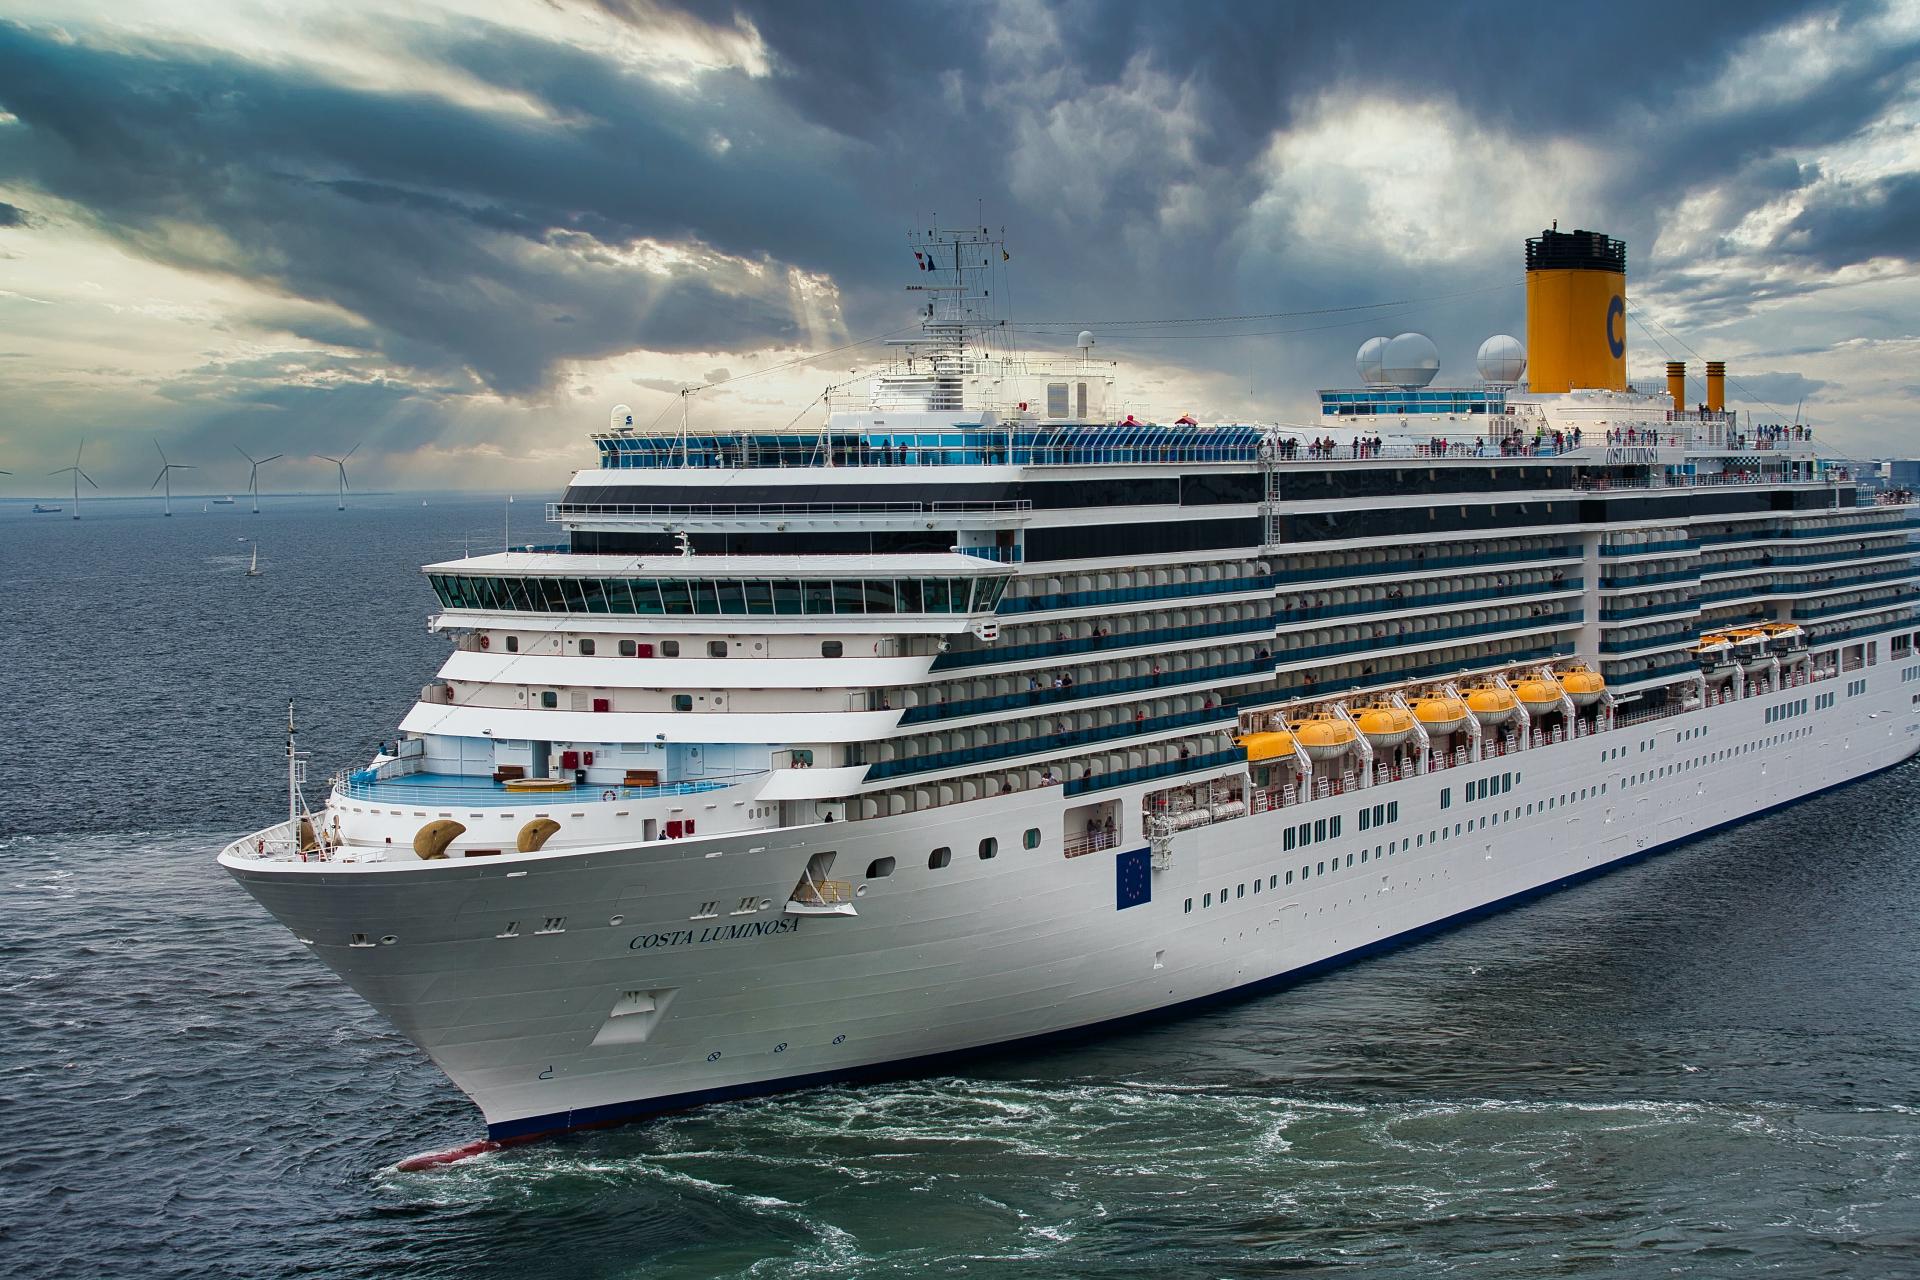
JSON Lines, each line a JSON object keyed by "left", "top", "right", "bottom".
{"left": 629, "top": 918, "right": 800, "bottom": 950}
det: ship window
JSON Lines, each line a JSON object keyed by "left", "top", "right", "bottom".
{"left": 1314, "top": 819, "right": 1326, "bottom": 841}
{"left": 579, "top": 638, "right": 596, "bottom": 655}
{"left": 1237, "top": 883, "right": 1245, "bottom": 898}
{"left": 1185, "top": 897, "right": 1193, "bottom": 913}
{"left": 1440, "top": 787, "right": 1451, "bottom": 809}
{"left": 1346, "top": 854, "right": 1354, "bottom": 867}
{"left": 540, "top": 691, "right": 558, "bottom": 708}
{"left": 929, "top": 846, "right": 951, "bottom": 869}
{"left": 1329, "top": 816, "right": 1342, "bottom": 838}
{"left": 1387, "top": 801, "right": 1398, "bottom": 822}
{"left": 672, "top": 695, "right": 692, "bottom": 711}
{"left": 1284, "top": 828, "right": 1296, "bottom": 850}
{"left": 1269, "top": 875, "right": 1277, "bottom": 889}
{"left": 1023, "top": 828, "right": 1041, "bottom": 850}
{"left": 866, "top": 857, "right": 896, "bottom": 879}
{"left": 660, "top": 640, "right": 681, "bottom": 657}
{"left": 707, "top": 641, "right": 728, "bottom": 657}
{"left": 1047, "top": 382, "right": 1069, "bottom": 418}
{"left": 618, "top": 639, "right": 636, "bottom": 656}
{"left": 1360, "top": 810, "right": 1370, "bottom": 831}
{"left": 1317, "top": 861, "right": 1325, "bottom": 875}
{"left": 505, "top": 635, "right": 519, "bottom": 653}
{"left": 1286, "top": 870, "right": 1294, "bottom": 884}
{"left": 1297, "top": 822, "right": 1310, "bottom": 845}
{"left": 821, "top": 641, "right": 844, "bottom": 658}
{"left": 1203, "top": 893, "right": 1212, "bottom": 907}
{"left": 979, "top": 837, "right": 997, "bottom": 860}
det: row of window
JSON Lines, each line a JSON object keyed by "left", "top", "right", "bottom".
{"left": 1620, "top": 727, "right": 1815, "bottom": 788}
{"left": 1765, "top": 698, "right": 1809, "bottom": 724}
{"left": 1185, "top": 786, "right": 1626, "bottom": 915}
{"left": 1847, "top": 678, "right": 1868, "bottom": 696}
{"left": 1282, "top": 814, "right": 1342, "bottom": 851}
{"left": 431, "top": 574, "right": 1007, "bottom": 616}
{"left": 1439, "top": 771, "right": 1519, "bottom": 810}
{"left": 889, "top": 828, "right": 1048, "bottom": 878}
{"left": 1816, "top": 691, "right": 1836, "bottom": 710}
{"left": 1357, "top": 801, "right": 1400, "bottom": 831}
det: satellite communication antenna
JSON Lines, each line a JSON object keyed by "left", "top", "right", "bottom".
{"left": 151, "top": 439, "right": 195, "bottom": 517}
{"left": 236, "top": 445, "right": 283, "bottom": 514}
{"left": 50, "top": 439, "right": 99, "bottom": 520}
{"left": 314, "top": 443, "right": 359, "bottom": 510}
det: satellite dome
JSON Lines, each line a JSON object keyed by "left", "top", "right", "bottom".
{"left": 1382, "top": 332, "right": 1440, "bottom": 387}
{"left": 1076, "top": 330, "right": 1095, "bottom": 350}
{"left": 1476, "top": 334, "right": 1526, "bottom": 384}
{"left": 1356, "top": 336, "right": 1390, "bottom": 385}
{"left": 609, "top": 403, "right": 635, "bottom": 430}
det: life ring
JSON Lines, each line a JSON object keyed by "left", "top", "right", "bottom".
{"left": 601, "top": 789, "right": 617, "bottom": 802}
{"left": 478, "top": 634, "right": 490, "bottom": 649}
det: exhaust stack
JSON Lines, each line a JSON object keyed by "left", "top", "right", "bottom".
{"left": 1524, "top": 227, "right": 1627, "bottom": 394}
{"left": 1706, "top": 361, "right": 1725, "bottom": 413}
{"left": 1667, "top": 361, "right": 1686, "bottom": 415}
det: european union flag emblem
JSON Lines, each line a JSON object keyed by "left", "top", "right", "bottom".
{"left": 1115, "top": 847, "right": 1151, "bottom": 910}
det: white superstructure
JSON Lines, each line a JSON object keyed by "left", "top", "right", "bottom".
{"left": 221, "top": 227, "right": 1920, "bottom": 1145}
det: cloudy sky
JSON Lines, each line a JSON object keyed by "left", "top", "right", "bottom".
{"left": 2, "top": 0, "right": 1918, "bottom": 494}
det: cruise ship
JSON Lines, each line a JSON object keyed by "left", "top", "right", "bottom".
{"left": 221, "top": 227, "right": 1920, "bottom": 1151}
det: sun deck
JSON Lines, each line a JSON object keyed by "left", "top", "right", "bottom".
{"left": 335, "top": 771, "right": 742, "bottom": 807}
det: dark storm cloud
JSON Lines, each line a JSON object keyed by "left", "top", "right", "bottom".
{"left": 1776, "top": 171, "right": 1920, "bottom": 266}
{"left": 0, "top": 198, "right": 30, "bottom": 226}
{"left": 0, "top": 0, "right": 1915, "bottom": 446}
{"left": 0, "top": 18, "right": 880, "bottom": 395}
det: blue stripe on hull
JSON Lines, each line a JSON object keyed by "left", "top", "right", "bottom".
{"left": 485, "top": 751, "right": 1915, "bottom": 1145}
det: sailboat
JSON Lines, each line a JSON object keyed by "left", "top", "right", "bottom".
{"left": 245, "top": 546, "right": 262, "bottom": 577}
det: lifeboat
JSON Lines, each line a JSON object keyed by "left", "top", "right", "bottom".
{"left": 1512, "top": 677, "right": 1563, "bottom": 713}
{"left": 1757, "top": 622, "right": 1807, "bottom": 655}
{"left": 1692, "top": 633, "right": 1735, "bottom": 671}
{"left": 1293, "top": 717, "right": 1358, "bottom": 761}
{"left": 1238, "top": 730, "right": 1296, "bottom": 762}
{"left": 1353, "top": 704, "right": 1415, "bottom": 749}
{"left": 1412, "top": 694, "right": 1469, "bottom": 736}
{"left": 1725, "top": 628, "right": 1772, "bottom": 673}
{"left": 1554, "top": 663, "right": 1606, "bottom": 708}
{"left": 1463, "top": 683, "right": 1519, "bottom": 726}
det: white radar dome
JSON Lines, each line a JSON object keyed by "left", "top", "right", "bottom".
{"left": 1382, "top": 332, "right": 1440, "bottom": 387}
{"left": 1476, "top": 334, "right": 1526, "bottom": 384}
{"left": 1356, "top": 336, "right": 1390, "bottom": 384}
{"left": 1076, "top": 330, "right": 1095, "bottom": 350}
{"left": 610, "top": 403, "right": 635, "bottom": 430}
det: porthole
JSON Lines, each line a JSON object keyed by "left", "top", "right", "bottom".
{"left": 979, "top": 837, "right": 998, "bottom": 860}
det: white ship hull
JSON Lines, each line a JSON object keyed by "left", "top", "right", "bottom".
{"left": 223, "top": 674, "right": 1920, "bottom": 1142}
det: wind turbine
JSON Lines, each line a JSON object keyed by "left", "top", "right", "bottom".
{"left": 50, "top": 440, "right": 99, "bottom": 519}
{"left": 151, "top": 440, "right": 195, "bottom": 517}
{"left": 314, "top": 443, "right": 358, "bottom": 510}
{"left": 235, "top": 445, "right": 283, "bottom": 514}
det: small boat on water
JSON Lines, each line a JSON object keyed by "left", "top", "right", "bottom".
{"left": 213, "top": 496, "right": 237, "bottom": 505}
{"left": 245, "top": 546, "right": 262, "bottom": 577}
{"left": 32, "top": 503, "right": 62, "bottom": 514}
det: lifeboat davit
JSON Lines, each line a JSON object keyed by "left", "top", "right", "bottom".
{"left": 1513, "top": 678, "right": 1563, "bottom": 713}
{"left": 1238, "top": 730, "right": 1296, "bottom": 762}
{"left": 1412, "top": 694, "right": 1469, "bottom": 736}
{"left": 1464, "top": 684, "right": 1519, "bottom": 726}
{"left": 1294, "top": 717, "right": 1358, "bottom": 761}
{"left": 1554, "top": 663, "right": 1606, "bottom": 708}
{"left": 1354, "top": 704, "right": 1415, "bottom": 749}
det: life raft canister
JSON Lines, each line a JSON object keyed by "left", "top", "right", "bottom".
{"left": 479, "top": 634, "right": 490, "bottom": 649}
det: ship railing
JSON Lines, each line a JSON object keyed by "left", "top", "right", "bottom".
{"left": 547, "top": 499, "right": 1031, "bottom": 520}
{"left": 1063, "top": 829, "right": 1119, "bottom": 858}
{"left": 221, "top": 818, "right": 329, "bottom": 865}
{"left": 333, "top": 773, "right": 753, "bottom": 806}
